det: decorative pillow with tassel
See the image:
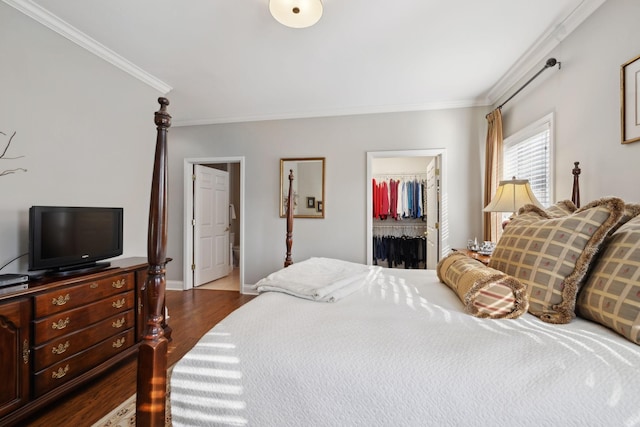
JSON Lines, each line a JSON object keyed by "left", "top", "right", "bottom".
{"left": 437, "top": 252, "right": 528, "bottom": 319}
{"left": 609, "top": 203, "right": 640, "bottom": 235}
{"left": 545, "top": 200, "right": 577, "bottom": 217}
{"left": 577, "top": 215, "right": 640, "bottom": 345}
{"left": 489, "top": 197, "right": 625, "bottom": 324}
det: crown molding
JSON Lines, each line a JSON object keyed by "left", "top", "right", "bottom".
{"left": 172, "top": 98, "right": 487, "bottom": 127}
{"left": 3, "top": 0, "right": 172, "bottom": 94}
{"left": 486, "top": 0, "right": 606, "bottom": 106}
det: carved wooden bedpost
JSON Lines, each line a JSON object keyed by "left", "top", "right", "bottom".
{"left": 572, "top": 161, "right": 581, "bottom": 208}
{"left": 284, "top": 169, "right": 294, "bottom": 267}
{"left": 137, "top": 97, "right": 171, "bottom": 426}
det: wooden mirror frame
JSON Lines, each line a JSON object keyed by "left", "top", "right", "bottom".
{"left": 280, "top": 157, "right": 325, "bottom": 219}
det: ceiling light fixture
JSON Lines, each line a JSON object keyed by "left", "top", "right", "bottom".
{"left": 269, "top": 0, "right": 323, "bottom": 29}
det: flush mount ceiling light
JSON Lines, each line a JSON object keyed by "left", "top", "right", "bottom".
{"left": 269, "top": 0, "right": 323, "bottom": 29}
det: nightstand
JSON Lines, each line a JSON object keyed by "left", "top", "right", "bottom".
{"left": 454, "top": 249, "right": 491, "bottom": 265}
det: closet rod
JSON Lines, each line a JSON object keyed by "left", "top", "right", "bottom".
{"left": 488, "top": 58, "right": 560, "bottom": 117}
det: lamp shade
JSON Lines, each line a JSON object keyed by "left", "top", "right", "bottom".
{"left": 269, "top": 0, "right": 323, "bottom": 28}
{"left": 483, "top": 179, "right": 544, "bottom": 213}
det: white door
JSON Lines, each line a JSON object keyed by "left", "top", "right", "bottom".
{"left": 425, "top": 157, "right": 439, "bottom": 269}
{"left": 194, "top": 165, "right": 230, "bottom": 286}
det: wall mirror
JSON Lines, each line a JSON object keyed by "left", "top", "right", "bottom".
{"left": 280, "top": 157, "right": 325, "bottom": 218}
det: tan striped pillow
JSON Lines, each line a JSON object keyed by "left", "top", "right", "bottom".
{"left": 577, "top": 216, "right": 640, "bottom": 345}
{"left": 489, "top": 197, "right": 625, "bottom": 324}
{"left": 437, "top": 252, "right": 528, "bottom": 319}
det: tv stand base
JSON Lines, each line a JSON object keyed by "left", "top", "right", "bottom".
{"left": 45, "top": 261, "right": 111, "bottom": 278}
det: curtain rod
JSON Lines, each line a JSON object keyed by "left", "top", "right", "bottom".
{"left": 489, "top": 58, "right": 561, "bottom": 116}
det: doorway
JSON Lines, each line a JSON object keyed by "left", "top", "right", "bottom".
{"left": 366, "top": 149, "right": 447, "bottom": 269}
{"left": 183, "top": 157, "right": 245, "bottom": 292}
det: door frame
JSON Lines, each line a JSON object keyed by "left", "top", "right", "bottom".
{"left": 183, "top": 156, "right": 245, "bottom": 292}
{"left": 366, "top": 149, "right": 448, "bottom": 266}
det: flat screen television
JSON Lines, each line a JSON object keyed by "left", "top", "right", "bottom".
{"left": 29, "top": 206, "right": 124, "bottom": 276}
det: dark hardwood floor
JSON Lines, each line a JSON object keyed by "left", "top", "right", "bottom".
{"left": 21, "top": 289, "right": 255, "bottom": 427}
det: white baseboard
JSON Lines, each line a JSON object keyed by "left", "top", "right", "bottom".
{"left": 242, "top": 283, "right": 258, "bottom": 295}
{"left": 166, "top": 279, "right": 184, "bottom": 291}
{"left": 166, "top": 279, "right": 257, "bottom": 295}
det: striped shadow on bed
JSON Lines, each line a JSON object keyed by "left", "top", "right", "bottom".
{"left": 170, "top": 329, "right": 248, "bottom": 426}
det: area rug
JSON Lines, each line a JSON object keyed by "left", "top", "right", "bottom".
{"left": 92, "top": 393, "right": 172, "bottom": 427}
{"left": 92, "top": 370, "right": 172, "bottom": 427}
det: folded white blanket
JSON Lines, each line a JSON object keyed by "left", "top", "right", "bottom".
{"left": 254, "top": 257, "right": 381, "bottom": 302}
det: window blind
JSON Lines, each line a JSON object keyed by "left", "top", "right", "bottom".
{"left": 503, "top": 120, "right": 551, "bottom": 206}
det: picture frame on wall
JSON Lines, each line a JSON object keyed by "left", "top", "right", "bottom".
{"left": 307, "top": 197, "right": 315, "bottom": 208}
{"left": 621, "top": 54, "right": 640, "bottom": 144}
{"left": 317, "top": 201, "right": 323, "bottom": 213}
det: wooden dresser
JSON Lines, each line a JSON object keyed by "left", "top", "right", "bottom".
{"left": 0, "top": 257, "right": 150, "bottom": 426}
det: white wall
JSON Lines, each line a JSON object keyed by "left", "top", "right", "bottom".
{"left": 0, "top": 3, "right": 161, "bottom": 274}
{"left": 499, "top": 0, "right": 640, "bottom": 203}
{"left": 168, "top": 108, "right": 485, "bottom": 285}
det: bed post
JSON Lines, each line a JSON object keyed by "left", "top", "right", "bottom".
{"left": 572, "top": 161, "right": 581, "bottom": 208}
{"left": 136, "top": 97, "right": 171, "bottom": 427}
{"left": 284, "top": 169, "right": 294, "bottom": 267}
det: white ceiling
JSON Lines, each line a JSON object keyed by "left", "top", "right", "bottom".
{"left": 7, "top": 0, "right": 606, "bottom": 126}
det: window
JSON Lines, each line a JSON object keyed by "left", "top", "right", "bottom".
{"left": 503, "top": 113, "right": 554, "bottom": 207}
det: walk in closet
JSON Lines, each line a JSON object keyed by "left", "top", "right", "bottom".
{"left": 370, "top": 155, "right": 440, "bottom": 269}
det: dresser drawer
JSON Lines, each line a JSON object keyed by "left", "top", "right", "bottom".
{"left": 33, "top": 272, "right": 134, "bottom": 318}
{"left": 33, "top": 310, "right": 134, "bottom": 371}
{"left": 33, "top": 291, "right": 134, "bottom": 345}
{"left": 33, "top": 329, "right": 134, "bottom": 397}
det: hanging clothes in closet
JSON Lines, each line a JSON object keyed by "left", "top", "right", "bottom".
{"left": 372, "top": 234, "right": 427, "bottom": 269}
{"left": 372, "top": 177, "right": 426, "bottom": 220}
{"left": 372, "top": 175, "right": 428, "bottom": 269}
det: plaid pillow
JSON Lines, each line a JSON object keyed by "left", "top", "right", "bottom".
{"left": 609, "top": 203, "right": 640, "bottom": 235}
{"left": 489, "top": 197, "right": 625, "bottom": 324}
{"left": 437, "top": 252, "right": 528, "bottom": 319}
{"left": 545, "top": 200, "right": 577, "bottom": 218}
{"left": 577, "top": 216, "right": 640, "bottom": 345}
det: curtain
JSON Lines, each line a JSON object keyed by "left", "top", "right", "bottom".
{"left": 483, "top": 108, "right": 503, "bottom": 242}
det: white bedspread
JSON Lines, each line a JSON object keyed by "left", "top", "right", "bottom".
{"left": 171, "top": 268, "right": 640, "bottom": 427}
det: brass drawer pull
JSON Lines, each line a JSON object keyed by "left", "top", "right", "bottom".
{"left": 52, "top": 294, "right": 70, "bottom": 306}
{"left": 52, "top": 317, "right": 70, "bottom": 330}
{"left": 23, "top": 339, "right": 30, "bottom": 365}
{"left": 52, "top": 364, "right": 70, "bottom": 379}
{"left": 112, "top": 298, "right": 126, "bottom": 309}
{"left": 52, "top": 341, "right": 71, "bottom": 355}
{"left": 112, "top": 337, "right": 126, "bottom": 348}
{"left": 112, "top": 318, "right": 126, "bottom": 328}
{"left": 112, "top": 279, "right": 126, "bottom": 289}
{"left": 90, "top": 282, "right": 99, "bottom": 289}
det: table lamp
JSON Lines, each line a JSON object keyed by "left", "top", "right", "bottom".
{"left": 484, "top": 178, "right": 544, "bottom": 227}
